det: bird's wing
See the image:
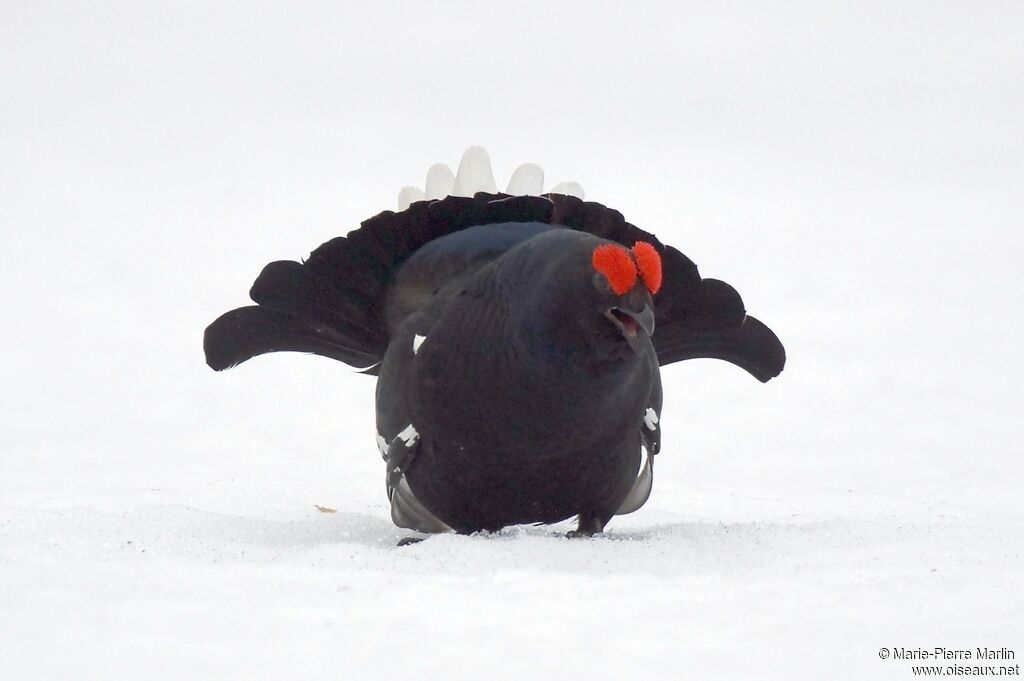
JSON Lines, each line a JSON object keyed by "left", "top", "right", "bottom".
{"left": 616, "top": 359, "right": 662, "bottom": 516}
{"left": 382, "top": 425, "right": 452, "bottom": 533}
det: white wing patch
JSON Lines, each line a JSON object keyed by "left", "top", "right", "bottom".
{"left": 396, "top": 147, "right": 585, "bottom": 209}
{"left": 644, "top": 408, "right": 659, "bottom": 431}
{"left": 376, "top": 432, "right": 389, "bottom": 458}
{"left": 397, "top": 424, "right": 419, "bottom": 448}
{"left": 412, "top": 334, "right": 426, "bottom": 354}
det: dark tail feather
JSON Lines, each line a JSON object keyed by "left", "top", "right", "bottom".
{"left": 654, "top": 315, "right": 785, "bottom": 382}
{"left": 203, "top": 306, "right": 381, "bottom": 371}
{"left": 652, "top": 278, "right": 785, "bottom": 382}
{"left": 249, "top": 260, "right": 385, "bottom": 350}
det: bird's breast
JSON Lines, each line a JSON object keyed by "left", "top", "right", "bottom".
{"left": 409, "top": 325, "right": 650, "bottom": 460}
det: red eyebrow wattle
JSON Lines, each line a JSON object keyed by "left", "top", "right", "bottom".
{"left": 632, "top": 241, "right": 662, "bottom": 294}
{"left": 591, "top": 244, "right": 637, "bottom": 295}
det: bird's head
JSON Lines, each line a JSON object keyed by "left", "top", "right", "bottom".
{"left": 500, "top": 229, "right": 662, "bottom": 366}
{"left": 589, "top": 241, "right": 660, "bottom": 356}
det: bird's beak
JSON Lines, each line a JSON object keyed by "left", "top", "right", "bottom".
{"left": 606, "top": 303, "right": 655, "bottom": 354}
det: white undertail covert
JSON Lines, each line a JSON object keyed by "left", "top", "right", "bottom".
{"left": 397, "top": 147, "right": 585, "bottom": 210}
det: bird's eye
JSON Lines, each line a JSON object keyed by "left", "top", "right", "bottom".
{"left": 593, "top": 271, "right": 610, "bottom": 292}
{"left": 591, "top": 244, "right": 637, "bottom": 295}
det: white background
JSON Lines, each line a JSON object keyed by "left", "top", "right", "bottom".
{"left": 2, "top": 2, "right": 1021, "bottom": 679}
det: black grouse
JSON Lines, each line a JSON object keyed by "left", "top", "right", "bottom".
{"left": 204, "top": 150, "right": 785, "bottom": 537}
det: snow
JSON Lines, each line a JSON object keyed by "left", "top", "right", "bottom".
{"left": 1, "top": 2, "right": 1022, "bottom": 679}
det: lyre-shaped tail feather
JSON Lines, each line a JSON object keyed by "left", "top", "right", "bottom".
{"left": 650, "top": 277, "right": 785, "bottom": 382}
{"left": 203, "top": 306, "right": 381, "bottom": 371}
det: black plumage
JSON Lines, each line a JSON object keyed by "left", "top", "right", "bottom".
{"left": 204, "top": 192, "right": 785, "bottom": 536}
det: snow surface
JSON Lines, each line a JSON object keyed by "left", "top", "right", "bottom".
{"left": 2, "top": 2, "right": 1022, "bottom": 679}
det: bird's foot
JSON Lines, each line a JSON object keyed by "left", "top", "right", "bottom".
{"left": 396, "top": 536, "right": 427, "bottom": 547}
{"left": 567, "top": 513, "right": 608, "bottom": 538}
{"left": 565, "top": 529, "right": 604, "bottom": 539}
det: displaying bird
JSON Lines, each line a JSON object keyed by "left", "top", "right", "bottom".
{"left": 204, "top": 148, "right": 785, "bottom": 538}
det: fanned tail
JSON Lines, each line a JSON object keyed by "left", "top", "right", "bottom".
{"left": 204, "top": 151, "right": 784, "bottom": 381}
